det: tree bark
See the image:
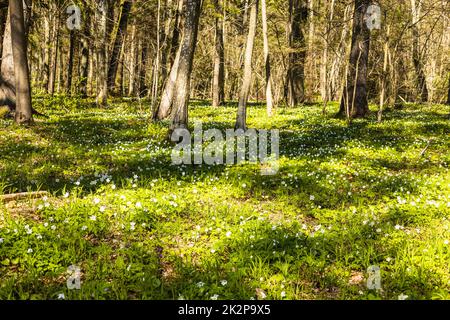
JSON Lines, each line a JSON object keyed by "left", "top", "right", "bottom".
{"left": 96, "top": 0, "right": 108, "bottom": 107}
{"left": 160, "top": 0, "right": 174, "bottom": 88}
{"left": 235, "top": 0, "right": 258, "bottom": 130}
{"left": 212, "top": 0, "right": 225, "bottom": 107}
{"left": 2, "top": 8, "right": 14, "bottom": 88}
{"left": 107, "top": 0, "right": 132, "bottom": 94}
{"left": 48, "top": 8, "right": 59, "bottom": 95}
{"left": 117, "top": 44, "right": 125, "bottom": 96}
{"left": 66, "top": 30, "right": 75, "bottom": 95}
{"left": 0, "top": 1, "right": 14, "bottom": 108}
{"left": 379, "top": 25, "right": 390, "bottom": 122}
{"left": 447, "top": 77, "right": 450, "bottom": 105}
{"left": 23, "top": 0, "right": 32, "bottom": 36}
{"left": 321, "top": 0, "right": 335, "bottom": 114}
{"left": 150, "top": 0, "right": 162, "bottom": 109}
{"left": 410, "top": 0, "right": 428, "bottom": 103}
{"left": 154, "top": 0, "right": 186, "bottom": 120}
{"left": 0, "top": 0, "right": 8, "bottom": 62}
{"left": 10, "top": 0, "right": 33, "bottom": 124}
{"left": 79, "top": 2, "right": 90, "bottom": 98}
{"left": 57, "top": 34, "right": 64, "bottom": 93}
{"left": 261, "top": 0, "right": 273, "bottom": 116}
{"left": 42, "top": 15, "right": 50, "bottom": 92}
{"left": 139, "top": 43, "right": 149, "bottom": 97}
{"left": 155, "top": 46, "right": 180, "bottom": 120}
{"left": 128, "top": 23, "right": 137, "bottom": 96}
{"left": 169, "top": 0, "right": 183, "bottom": 67}
{"left": 339, "top": 0, "right": 371, "bottom": 118}
{"left": 169, "top": 0, "right": 202, "bottom": 132}
{"left": 286, "top": 0, "right": 307, "bottom": 107}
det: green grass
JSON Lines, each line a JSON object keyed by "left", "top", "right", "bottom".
{"left": 0, "top": 96, "right": 449, "bottom": 300}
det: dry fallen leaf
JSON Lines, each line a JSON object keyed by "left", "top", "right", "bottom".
{"left": 256, "top": 288, "right": 267, "bottom": 300}
{"left": 349, "top": 271, "right": 364, "bottom": 285}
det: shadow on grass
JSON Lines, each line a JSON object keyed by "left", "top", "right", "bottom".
{"left": 3, "top": 102, "right": 443, "bottom": 205}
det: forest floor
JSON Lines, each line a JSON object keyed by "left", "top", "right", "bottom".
{"left": 0, "top": 97, "right": 449, "bottom": 300}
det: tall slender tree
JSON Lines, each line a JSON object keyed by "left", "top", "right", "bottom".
{"left": 0, "top": 0, "right": 8, "bottom": 61}
{"left": 10, "top": 0, "right": 33, "bottom": 124}
{"left": 410, "top": 0, "right": 428, "bottom": 103}
{"left": 154, "top": 0, "right": 184, "bottom": 120}
{"left": 212, "top": 0, "right": 225, "bottom": 107}
{"left": 447, "top": 77, "right": 450, "bottom": 105}
{"left": 47, "top": 5, "right": 59, "bottom": 95}
{"left": 261, "top": 0, "right": 273, "bottom": 116}
{"left": 339, "top": 0, "right": 371, "bottom": 118}
{"left": 0, "top": 1, "right": 14, "bottom": 108}
{"left": 66, "top": 29, "right": 75, "bottom": 94}
{"left": 2, "top": 6, "right": 14, "bottom": 89}
{"left": 107, "top": 0, "right": 133, "bottom": 94}
{"left": 139, "top": 43, "right": 149, "bottom": 97}
{"left": 79, "top": 2, "right": 90, "bottom": 98}
{"left": 97, "top": 0, "right": 108, "bottom": 107}
{"left": 169, "top": 0, "right": 203, "bottom": 132}
{"left": 286, "top": 0, "right": 307, "bottom": 107}
{"left": 235, "top": 0, "right": 258, "bottom": 130}
{"left": 128, "top": 23, "right": 137, "bottom": 96}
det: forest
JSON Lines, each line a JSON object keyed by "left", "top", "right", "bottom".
{"left": 0, "top": 0, "right": 449, "bottom": 301}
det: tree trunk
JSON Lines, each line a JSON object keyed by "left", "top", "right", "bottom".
{"left": 339, "top": 0, "right": 371, "bottom": 118}
{"left": 139, "top": 43, "right": 149, "bottom": 97}
{"left": 410, "top": 0, "right": 428, "bottom": 103}
{"left": 261, "top": 0, "right": 273, "bottom": 116}
{"left": 96, "top": 0, "right": 108, "bottom": 107}
{"left": 154, "top": 0, "right": 184, "bottom": 119}
{"left": 155, "top": 47, "right": 181, "bottom": 120}
{"left": 154, "top": 0, "right": 186, "bottom": 120}
{"left": 0, "top": 6, "right": 14, "bottom": 109}
{"left": 150, "top": 0, "right": 162, "bottom": 110}
{"left": 378, "top": 25, "right": 390, "bottom": 122}
{"left": 130, "top": 39, "right": 140, "bottom": 97}
{"left": 88, "top": 39, "right": 94, "bottom": 95}
{"left": 79, "top": 36, "right": 89, "bottom": 98}
{"left": 212, "top": 0, "right": 225, "bottom": 107}
{"left": 117, "top": 44, "right": 125, "bottom": 96}
{"left": 107, "top": 0, "right": 132, "bottom": 94}
{"left": 128, "top": 23, "right": 137, "bottom": 96}
{"left": 57, "top": 38, "right": 64, "bottom": 93}
{"left": 48, "top": 9, "right": 59, "bottom": 95}
{"left": 0, "top": 0, "right": 8, "bottom": 63}
{"left": 2, "top": 8, "right": 14, "bottom": 88}
{"left": 228, "top": 0, "right": 249, "bottom": 101}
{"left": 42, "top": 15, "right": 50, "bottom": 92}
{"left": 66, "top": 30, "right": 75, "bottom": 95}
{"left": 169, "top": 0, "right": 202, "bottom": 132}
{"left": 79, "top": 2, "right": 90, "bottom": 98}
{"left": 286, "top": 0, "right": 307, "bottom": 107}
{"left": 447, "top": 77, "right": 450, "bottom": 105}
{"left": 235, "top": 0, "right": 258, "bottom": 130}
{"left": 160, "top": 0, "right": 174, "bottom": 88}
{"left": 23, "top": 0, "right": 32, "bottom": 36}
{"left": 10, "top": 0, "right": 32, "bottom": 124}
{"left": 321, "top": 0, "right": 335, "bottom": 114}
{"left": 169, "top": 0, "right": 183, "bottom": 67}
{"left": 261, "top": 0, "right": 273, "bottom": 117}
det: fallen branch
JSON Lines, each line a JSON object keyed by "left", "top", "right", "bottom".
{"left": 0, "top": 191, "right": 49, "bottom": 202}
{"left": 419, "top": 140, "right": 433, "bottom": 157}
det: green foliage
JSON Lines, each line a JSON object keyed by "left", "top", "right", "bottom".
{"left": 0, "top": 98, "right": 449, "bottom": 300}
{"left": 0, "top": 107, "right": 10, "bottom": 119}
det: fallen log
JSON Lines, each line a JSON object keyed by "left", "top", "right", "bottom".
{"left": 0, "top": 191, "right": 49, "bottom": 202}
